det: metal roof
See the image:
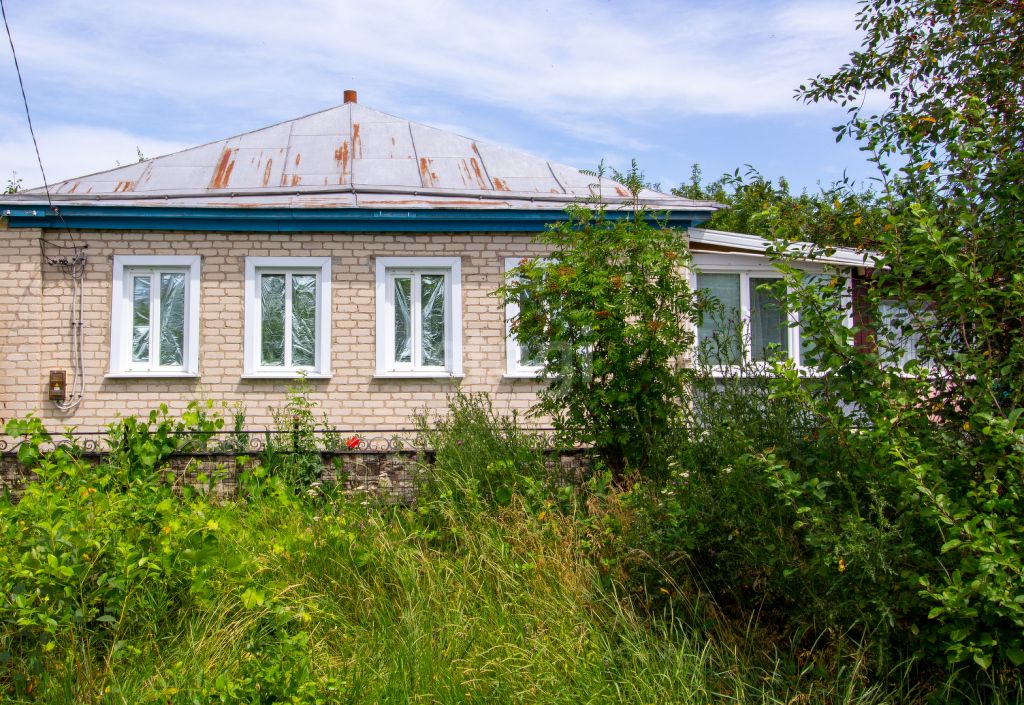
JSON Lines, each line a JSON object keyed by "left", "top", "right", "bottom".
{"left": 8, "top": 101, "right": 718, "bottom": 213}
{"left": 689, "top": 228, "right": 877, "bottom": 267}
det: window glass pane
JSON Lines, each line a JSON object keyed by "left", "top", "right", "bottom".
{"left": 518, "top": 292, "right": 544, "bottom": 367}
{"left": 878, "top": 301, "right": 920, "bottom": 369}
{"left": 799, "top": 274, "right": 834, "bottom": 367}
{"left": 394, "top": 277, "right": 412, "bottom": 363}
{"left": 131, "top": 275, "right": 151, "bottom": 363}
{"left": 697, "top": 273, "right": 742, "bottom": 364}
{"left": 158, "top": 273, "right": 186, "bottom": 367}
{"left": 260, "top": 274, "right": 286, "bottom": 366}
{"left": 291, "top": 274, "right": 317, "bottom": 367}
{"left": 750, "top": 277, "right": 789, "bottom": 361}
{"left": 420, "top": 274, "right": 446, "bottom": 366}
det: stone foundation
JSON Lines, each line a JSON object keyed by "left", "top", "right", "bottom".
{"left": 0, "top": 448, "right": 592, "bottom": 503}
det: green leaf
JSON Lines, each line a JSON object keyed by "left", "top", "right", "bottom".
{"left": 1005, "top": 649, "right": 1024, "bottom": 667}
{"left": 241, "top": 588, "right": 265, "bottom": 609}
{"left": 494, "top": 486, "right": 513, "bottom": 506}
{"left": 941, "top": 539, "right": 963, "bottom": 553}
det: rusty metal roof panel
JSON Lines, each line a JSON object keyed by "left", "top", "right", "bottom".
{"left": 415, "top": 156, "right": 493, "bottom": 190}
{"left": 280, "top": 134, "right": 351, "bottom": 187}
{"left": 133, "top": 166, "right": 217, "bottom": 192}
{"left": 11, "top": 100, "right": 719, "bottom": 213}
{"left": 408, "top": 122, "right": 479, "bottom": 159}
{"left": 473, "top": 142, "right": 559, "bottom": 180}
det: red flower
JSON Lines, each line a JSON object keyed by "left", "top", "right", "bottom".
{"left": 346, "top": 436, "right": 360, "bottom": 450}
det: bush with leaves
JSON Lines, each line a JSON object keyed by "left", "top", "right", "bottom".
{"left": 499, "top": 162, "right": 702, "bottom": 481}
{"left": 743, "top": 0, "right": 1024, "bottom": 676}
{"left": 262, "top": 380, "right": 334, "bottom": 490}
{"left": 0, "top": 412, "right": 224, "bottom": 698}
{"left": 674, "top": 164, "right": 886, "bottom": 250}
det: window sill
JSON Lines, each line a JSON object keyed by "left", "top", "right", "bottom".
{"left": 373, "top": 372, "right": 465, "bottom": 380}
{"left": 105, "top": 371, "right": 201, "bottom": 379}
{"left": 503, "top": 372, "right": 544, "bottom": 380}
{"left": 241, "top": 371, "right": 332, "bottom": 380}
{"left": 703, "top": 365, "right": 826, "bottom": 379}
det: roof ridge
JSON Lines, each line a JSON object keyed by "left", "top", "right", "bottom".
{"left": 17, "top": 101, "right": 696, "bottom": 205}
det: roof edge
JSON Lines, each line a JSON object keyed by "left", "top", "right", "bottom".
{"left": 1, "top": 205, "right": 713, "bottom": 233}
{"left": 5, "top": 184, "right": 720, "bottom": 211}
{"left": 689, "top": 227, "right": 878, "bottom": 267}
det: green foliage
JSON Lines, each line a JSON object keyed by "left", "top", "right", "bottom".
{"left": 415, "top": 392, "right": 553, "bottom": 512}
{"left": 674, "top": 164, "right": 886, "bottom": 249}
{"left": 498, "top": 161, "right": 700, "bottom": 480}
{"left": 759, "top": 0, "right": 1024, "bottom": 674}
{"left": 106, "top": 400, "right": 225, "bottom": 477}
{"left": 3, "top": 172, "right": 21, "bottom": 195}
{"left": 0, "top": 413, "right": 223, "bottom": 699}
{"left": 263, "top": 380, "right": 332, "bottom": 490}
{"left": 0, "top": 404, "right": 924, "bottom": 704}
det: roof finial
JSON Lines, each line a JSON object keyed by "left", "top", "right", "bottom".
{"left": 343, "top": 89, "right": 357, "bottom": 104}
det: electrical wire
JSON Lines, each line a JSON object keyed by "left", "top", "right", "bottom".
{"left": 53, "top": 251, "right": 87, "bottom": 412}
{"left": 2, "top": 0, "right": 81, "bottom": 251}
{"left": 3, "top": 0, "right": 87, "bottom": 410}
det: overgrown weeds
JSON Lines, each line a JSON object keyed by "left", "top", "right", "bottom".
{"left": 0, "top": 396, "right": 1016, "bottom": 703}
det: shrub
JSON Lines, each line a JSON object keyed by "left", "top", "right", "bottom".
{"left": 415, "top": 392, "right": 554, "bottom": 512}
{"left": 0, "top": 414, "right": 223, "bottom": 698}
{"left": 497, "top": 162, "right": 702, "bottom": 481}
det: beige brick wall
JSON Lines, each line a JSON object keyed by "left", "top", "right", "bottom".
{"left": 0, "top": 225, "right": 45, "bottom": 426}
{"left": 0, "top": 227, "right": 549, "bottom": 433}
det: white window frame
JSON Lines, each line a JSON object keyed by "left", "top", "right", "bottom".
{"left": 243, "top": 257, "right": 332, "bottom": 379}
{"left": 109, "top": 255, "right": 201, "bottom": 378}
{"left": 691, "top": 252, "right": 853, "bottom": 374}
{"left": 375, "top": 256, "right": 463, "bottom": 378}
{"left": 504, "top": 257, "right": 545, "bottom": 378}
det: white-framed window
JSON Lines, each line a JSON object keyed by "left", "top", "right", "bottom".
{"left": 692, "top": 253, "right": 852, "bottom": 372}
{"left": 504, "top": 257, "right": 545, "bottom": 378}
{"left": 877, "top": 300, "right": 925, "bottom": 371}
{"left": 243, "top": 257, "right": 331, "bottom": 378}
{"left": 375, "top": 257, "right": 462, "bottom": 377}
{"left": 109, "top": 255, "right": 201, "bottom": 377}
{"left": 695, "top": 269, "right": 796, "bottom": 366}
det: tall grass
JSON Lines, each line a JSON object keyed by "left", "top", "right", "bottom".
{"left": 0, "top": 398, "right": 984, "bottom": 703}
{"left": 68, "top": 492, "right": 918, "bottom": 704}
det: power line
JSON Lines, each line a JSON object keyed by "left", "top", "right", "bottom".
{"left": 1, "top": 0, "right": 81, "bottom": 251}
{"left": 2, "top": 0, "right": 87, "bottom": 411}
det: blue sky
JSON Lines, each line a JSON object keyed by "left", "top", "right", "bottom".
{"left": 0, "top": 0, "right": 879, "bottom": 195}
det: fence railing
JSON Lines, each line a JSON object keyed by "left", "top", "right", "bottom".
{"left": 0, "top": 427, "right": 569, "bottom": 455}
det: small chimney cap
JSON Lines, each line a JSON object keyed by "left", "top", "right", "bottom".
{"left": 343, "top": 89, "right": 357, "bottom": 104}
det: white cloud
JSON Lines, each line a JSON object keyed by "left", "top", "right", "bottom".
{"left": 3, "top": 0, "right": 860, "bottom": 116}
{"left": 0, "top": 0, "right": 865, "bottom": 185}
{"left": 0, "top": 118, "right": 188, "bottom": 188}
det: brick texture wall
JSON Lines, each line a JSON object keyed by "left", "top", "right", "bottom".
{"left": 0, "top": 224, "right": 549, "bottom": 434}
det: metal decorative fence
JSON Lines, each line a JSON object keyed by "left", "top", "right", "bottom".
{"left": 0, "top": 427, "right": 570, "bottom": 455}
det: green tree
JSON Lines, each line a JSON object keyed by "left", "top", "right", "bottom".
{"left": 761, "top": 0, "right": 1024, "bottom": 672}
{"left": 498, "top": 162, "right": 702, "bottom": 481}
{"left": 674, "top": 164, "right": 886, "bottom": 249}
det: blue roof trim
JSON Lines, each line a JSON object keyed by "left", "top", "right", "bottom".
{"left": 0, "top": 205, "right": 711, "bottom": 232}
